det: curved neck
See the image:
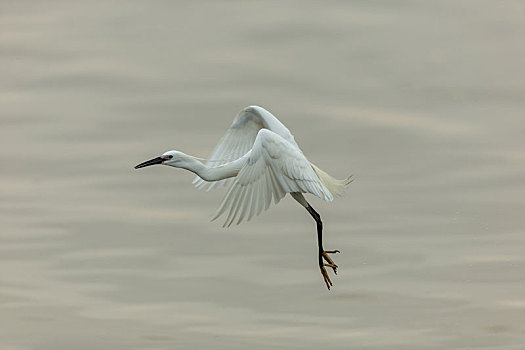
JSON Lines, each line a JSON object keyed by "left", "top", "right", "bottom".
{"left": 172, "top": 154, "right": 245, "bottom": 182}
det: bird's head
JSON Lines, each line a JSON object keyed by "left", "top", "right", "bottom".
{"left": 134, "top": 150, "right": 189, "bottom": 169}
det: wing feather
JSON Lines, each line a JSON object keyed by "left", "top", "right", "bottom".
{"left": 212, "top": 129, "right": 334, "bottom": 227}
{"left": 193, "top": 106, "right": 301, "bottom": 191}
{"left": 193, "top": 112, "right": 263, "bottom": 191}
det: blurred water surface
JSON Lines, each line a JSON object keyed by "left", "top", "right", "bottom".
{"left": 1, "top": 1, "right": 524, "bottom": 349}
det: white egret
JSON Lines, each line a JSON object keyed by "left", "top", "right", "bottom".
{"left": 135, "top": 106, "right": 352, "bottom": 289}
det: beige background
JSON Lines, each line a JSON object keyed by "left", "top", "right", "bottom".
{"left": 1, "top": 1, "right": 524, "bottom": 349}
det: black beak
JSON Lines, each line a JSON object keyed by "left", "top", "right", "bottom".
{"left": 134, "top": 157, "right": 165, "bottom": 169}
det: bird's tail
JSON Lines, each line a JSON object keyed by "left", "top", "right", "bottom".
{"left": 310, "top": 163, "right": 353, "bottom": 198}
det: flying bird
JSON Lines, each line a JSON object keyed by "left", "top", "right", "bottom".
{"left": 134, "top": 106, "right": 352, "bottom": 289}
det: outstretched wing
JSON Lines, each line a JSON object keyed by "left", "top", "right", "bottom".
{"left": 212, "top": 129, "right": 334, "bottom": 227}
{"left": 193, "top": 110, "right": 264, "bottom": 191}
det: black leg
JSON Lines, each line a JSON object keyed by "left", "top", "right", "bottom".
{"left": 306, "top": 205, "right": 324, "bottom": 263}
{"left": 306, "top": 204, "right": 339, "bottom": 290}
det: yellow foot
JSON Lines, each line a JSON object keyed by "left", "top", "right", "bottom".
{"left": 320, "top": 250, "right": 340, "bottom": 290}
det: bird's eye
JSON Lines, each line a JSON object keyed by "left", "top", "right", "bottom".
{"left": 167, "top": 155, "right": 173, "bottom": 159}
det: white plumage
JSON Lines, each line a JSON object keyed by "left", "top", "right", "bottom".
{"left": 135, "top": 105, "right": 352, "bottom": 289}
{"left": 193, "top": 106, "right": 299, "bottom": 191}
{"left": 212, "top": 128, "right": 334, "bottom": 227}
